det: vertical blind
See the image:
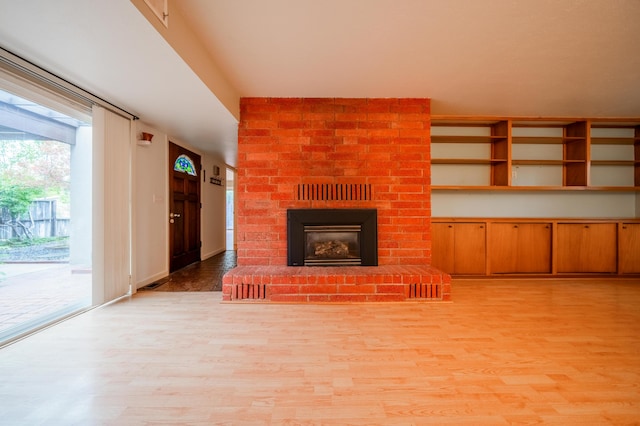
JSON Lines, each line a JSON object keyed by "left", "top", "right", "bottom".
{"left": 92, "top": 106, "right": 132, "bottom": 304}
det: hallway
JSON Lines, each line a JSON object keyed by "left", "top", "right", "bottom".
{"left": 140, "top": 251, "right": 237, "bottom": 292}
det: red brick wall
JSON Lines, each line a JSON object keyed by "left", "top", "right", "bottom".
{"left": 236, "top": 98, "right": 431, "bottom": 266}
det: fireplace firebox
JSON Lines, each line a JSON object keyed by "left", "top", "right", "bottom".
{"left": 287, "top": 209, "right": 377, "bottom": 266}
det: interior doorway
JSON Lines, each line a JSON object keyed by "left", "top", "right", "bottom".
{"left": 168, "top": 142, "right": 201, "bottom": 272}
{"left": 226, "top": 167, "right": 235, "bottom": 251}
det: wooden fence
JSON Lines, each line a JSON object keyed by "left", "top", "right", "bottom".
{"left": 0, "top": 199, "right": 69, "bottom": 240}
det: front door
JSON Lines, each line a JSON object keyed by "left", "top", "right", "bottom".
{"left": 169, "top": 142, "right": 201, "bottom": 272}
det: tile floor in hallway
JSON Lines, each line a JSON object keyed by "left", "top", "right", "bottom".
{"left": 0, "top": 275, "right": 638, "bottom": 425}
{"left": 141, "top": 250, "right": 237, "bottom": 292}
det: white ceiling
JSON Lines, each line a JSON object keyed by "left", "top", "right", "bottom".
{"left": 1, "top": 0, "right": 639, "bottom": 167}
{"left": 175, "top": 0, "right": 640, "bottom": 117}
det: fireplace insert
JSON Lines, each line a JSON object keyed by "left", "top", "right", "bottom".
{"left": 287, "top": 209, "right": 377, "bottom": 266}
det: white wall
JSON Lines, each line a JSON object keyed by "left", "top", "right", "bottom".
{"left": 133, "top": 122, "right": 169, "bottom": 288}
{"left": 432, "top": 191, "right": 637, "bottom": 218}
{"left": 132, "top": 121, "right": 228, "bottom": 289}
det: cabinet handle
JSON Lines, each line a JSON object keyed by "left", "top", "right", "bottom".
{"left": 513, "top": 225, "right": 518, "bottom": 228}
{"left": 622, "top": 226, "right": 627, "bottom": 229}
{"left": 545, "top": 225, "right": 550, "bottom": 229}
{"left": 584, "top": 225, "right": 590, "bottom": 229}
{"left": 448, "top": 225, "right": 453, "bottom": 228}
{"left": 480, "top": 225, "right": 484, "bottom": 229}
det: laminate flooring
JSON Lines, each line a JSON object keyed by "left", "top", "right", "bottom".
{"left": 0, "top": 277, "right": 639, "bottom": 425}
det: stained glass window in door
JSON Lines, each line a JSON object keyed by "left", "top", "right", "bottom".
{"left": 174, "top": 154, "right": 197, "bottom": 176}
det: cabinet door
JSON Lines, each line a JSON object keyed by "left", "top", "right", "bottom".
{"left": 620, "top": 223, "right": 640, "bottom": 274}
{"left": 490, "top": 223, "right": 551, "bottom": 273}
{"left": 431, "top": 222, "right": 486, "bottom": 275}
{"left": 431, "top": 223, "right": 455, "bottom": 273}
{"left": 557, "top": 223, "right": 617, "bottom": 273}
{"left": 453, "top": 223, "right": 486, "bottom": 275}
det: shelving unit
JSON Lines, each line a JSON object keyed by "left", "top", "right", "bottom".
{"left": 511, "top": 124, "right": 564, "bottom": 187}
{"left": 563, "top": 121, "right": 589, "bottom": 187}
{"left": 590, "top": 123, "right": 640, "bottom": 187}
{"left": 430, "top": 116, "right": 640, "bottom": 191}
{"left": 431, "top": 121, "right": 503, "bottom": 187}
{"left": 430, "top": 117, "right": 640, "bottom": 277}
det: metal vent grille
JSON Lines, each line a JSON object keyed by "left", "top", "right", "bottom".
{"left": 297, "top": 183, "right": 372, "bottom": 201}
{"left": 408, "top": 283, "right": 441, "bottom": 300}
{"left": 231, "top": 283, "right": 267, "bottom": 301}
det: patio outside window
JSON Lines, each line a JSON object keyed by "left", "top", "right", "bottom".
{"left": 0, "top": 87, "right": 92, "bottom": 346}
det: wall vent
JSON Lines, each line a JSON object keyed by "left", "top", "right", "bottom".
{"left": 297, "top": 183, "right": 372, "bottom": 201}
{"left": 408, "top": 283, "right": 441, "bottom": 300}
{"left": 231, "top": 283, "right": 267, "bottom": 301}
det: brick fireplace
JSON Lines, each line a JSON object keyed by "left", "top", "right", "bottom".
{"left": 222, "top": 98, "right": 451, "bottom": 302}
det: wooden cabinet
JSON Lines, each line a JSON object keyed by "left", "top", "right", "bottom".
{"left": 432, "top": 222, "right": 485, "bottom": 275}
{"left": 556, "top": 223, "right": 617, "bottom": 273}
{"left": 489, "top": 223, "right": 551, "bottom": 273}
{"left": 619, "top": 223, "right": 640, "bottom": 274}
{"left": 431, "top": 223, "right": 455, "bottom": 273}
{"left": 432, "top": 218, "right": 639, "bottom": 276}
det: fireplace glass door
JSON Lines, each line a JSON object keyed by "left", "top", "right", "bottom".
{"left": 304, "top": 225, "right": 361, "bottom": 266}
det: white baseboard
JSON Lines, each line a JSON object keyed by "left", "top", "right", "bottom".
{"left": 201, "top": 247, "right": 226, "bottom": 261}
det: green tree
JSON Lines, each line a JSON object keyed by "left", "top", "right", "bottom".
{"left": 0, "top": 139, "right": 70, "bottom": 197}
{"left": 0, "top": 138, "right": 70, "bottom": 220}
{"left": 0, "top": 183, "right": 44, "bottom": 239}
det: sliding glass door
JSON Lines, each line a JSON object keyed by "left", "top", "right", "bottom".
{"left": 0, "top": 87, "right": 93, "bottom": 345}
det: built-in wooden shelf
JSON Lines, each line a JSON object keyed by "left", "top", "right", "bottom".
{"left": 591, "top": 137, "right": 639, "bottom": 145}
{"left": 431, "top": 185, "right": 640, "bottom": 191}
{"left": 431, "top": 135, "right": 506, "bottom": 143}
{"left": 430, "top": 116, "right": 640, "bottom": 190}
{"left": 432, "top": 158, "right": 507, "bottom": 165}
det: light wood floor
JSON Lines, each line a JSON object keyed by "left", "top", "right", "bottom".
{"left": 0, "top": 278, "right": 639, "bottom": 425}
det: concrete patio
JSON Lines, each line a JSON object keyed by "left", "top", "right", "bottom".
{"left": 0, "top": 262, "right": 91, "bottom": 343}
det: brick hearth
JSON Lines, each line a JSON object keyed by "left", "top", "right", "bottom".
{"left": 224, "top": 265, "right": 449, "bottom": 302}
{"left": 223, "top": 98, "right": 451, "bottom": 302}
